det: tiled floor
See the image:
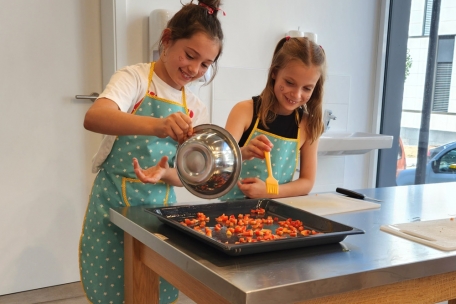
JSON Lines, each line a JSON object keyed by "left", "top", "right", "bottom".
{"left": 0, "top": 282, "right": 196, "bottom": 304}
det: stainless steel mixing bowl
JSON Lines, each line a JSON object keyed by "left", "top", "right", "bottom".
{"left": 175, "top": 124, "right": 242, "bottom": 199}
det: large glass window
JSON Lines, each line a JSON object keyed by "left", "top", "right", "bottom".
{"left": 378, "top": 0, "right": 456, "bottom": 187}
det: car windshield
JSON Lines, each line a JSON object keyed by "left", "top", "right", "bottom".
{"left": 428, "top": 142, "right": 456, "bottom": 161}
{"left": 437, "top": 148, "right": 456, "bottom": 172}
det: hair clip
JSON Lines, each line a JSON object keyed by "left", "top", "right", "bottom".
{"left": 199, "top": 2, "right": 226, "bottom": 16}
{"left": 285, "top": 36, "right": 290, "bottom": 41}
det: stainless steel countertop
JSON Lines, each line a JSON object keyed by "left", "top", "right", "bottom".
{"left": 110, "top": 182, "right": 456, "bottom": 304}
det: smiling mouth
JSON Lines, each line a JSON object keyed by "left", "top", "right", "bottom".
{"left": 285, "top": 96, "right": 299, "bottom": 104}
{"left": 180, "top": 68, "right": 195, "bottom": 81}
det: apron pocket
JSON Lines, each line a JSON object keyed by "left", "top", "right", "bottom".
{"left": 121, "top": 177, "right": 171, "bottom": 206}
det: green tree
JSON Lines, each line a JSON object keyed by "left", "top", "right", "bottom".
{"left": 404, "top": 48, "right": 412, "bottom": 81}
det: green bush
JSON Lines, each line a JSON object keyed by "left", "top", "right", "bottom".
{"left": 405, "top": 48, "right": 412, "bottom": 81}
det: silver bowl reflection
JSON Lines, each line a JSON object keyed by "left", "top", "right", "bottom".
{"left": 175, "top": 124, "right": 241, "bottom": 199}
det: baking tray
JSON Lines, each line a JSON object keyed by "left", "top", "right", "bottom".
{"left": 144, "top": 199, "right": 364, "bottom": 256}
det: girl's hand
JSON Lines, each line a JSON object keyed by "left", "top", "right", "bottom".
{"left": 156, "top": 112, "right": 193, "bottom": 144}
{"left": 237, "top": 177, "right": 269, "bottom": 199}
{"left": 133, "top": 157, "right": 169, "bottom": 184}
{"left": 241, "top": 135, "right": 273, "bottom": 160}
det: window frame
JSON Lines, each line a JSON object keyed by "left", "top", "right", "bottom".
{"left": 376, "top": 0, "right": 412, "bottom": 187}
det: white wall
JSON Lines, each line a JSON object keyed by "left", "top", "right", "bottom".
{"left": 1, "top": 0, "right": 103, "bottom": 295}
{"left": 115, "top": 0, "right": 384, "bottom": 200}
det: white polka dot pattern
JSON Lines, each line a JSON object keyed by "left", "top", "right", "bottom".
{"left": 79, "top": 91, "right": 186, "bottom": 303}
{"left": 221, "top": 128, "right": 299, "bottom": 200}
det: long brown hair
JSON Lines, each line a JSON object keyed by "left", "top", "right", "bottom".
{"left": 158, "top": 0, "right": 224, "bottom": 84}
{"left": 258, "top": 37, "right": 326, "bottom": 142}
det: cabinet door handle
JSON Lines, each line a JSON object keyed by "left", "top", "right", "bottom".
{"left": 75, "top": 92, "right": 99, "bottom": 102}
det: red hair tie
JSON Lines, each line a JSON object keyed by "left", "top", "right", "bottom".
{"left": 199, "top": 2, "right": 226, "bottom": 16}
{"left": 285, "top": 36, "right": 291, "bottom": 41}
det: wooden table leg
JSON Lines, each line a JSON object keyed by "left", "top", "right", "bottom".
{"left": 124, "top": 233, "right": 229, "bottom": 304}
{"left": 134, "top": 235, "right": 231, "bottom": 304}
{"left": 124, "top": 232, "right": 160, "bottom": 304}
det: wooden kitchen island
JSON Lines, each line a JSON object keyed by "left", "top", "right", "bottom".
{"left": 110, "top": 182, "right": 456, "bottom": 304}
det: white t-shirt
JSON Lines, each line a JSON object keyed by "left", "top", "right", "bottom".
{"left": 91, "top": 62, "right": 210, "bottom": 173}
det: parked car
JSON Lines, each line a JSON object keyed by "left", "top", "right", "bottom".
{"left": 428, "top": 143, "right": 447, "bottom": 161}
{"left": 396, "top": 141, "right": 456, "bottom": 185}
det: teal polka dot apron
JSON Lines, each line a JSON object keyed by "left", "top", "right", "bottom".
{"left": 79, "top": 62, "right": 186, "bottom": 304}
{"left": 221, "top": 116, "right": 300, "bottom": 200}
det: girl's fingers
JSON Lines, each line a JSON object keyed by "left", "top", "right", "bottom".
{"left": 169, "top": 113, "right": 192, "bottom": 143}
{"left": 133, "top": 159, "right": 148, "bottom": 182}
{"left": 157, "top": 156, "right": 169, "bottom": 168}
{"left": 132, "top": 157, "right": 141, "bottom": 171}
{"left": 249, "top": 137, "right": 273, "bottom": 155}
{"left": 248, "top": 143, "right": 267, "bottom": 159}
{"left": 132, "top": 157, "right": 159, "bottom": 184}
{"left": 256, "top": 134, "right": 271, "bottom": 144}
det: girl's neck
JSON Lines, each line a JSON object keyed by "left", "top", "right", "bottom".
{"left": 153, "top": 60, "right": 182, "bottom": 91}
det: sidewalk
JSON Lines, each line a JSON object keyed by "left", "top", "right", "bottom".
{"left": 406, "top": 157, "right": 417, "bottom": 168}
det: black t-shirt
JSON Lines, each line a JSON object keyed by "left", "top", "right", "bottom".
{"left": 238, "top": 96, "right": 304, "bottom": 147}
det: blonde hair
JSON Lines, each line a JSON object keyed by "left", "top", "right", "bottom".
{"left": 258, "top": 37, "right": 326, "bottom": 142}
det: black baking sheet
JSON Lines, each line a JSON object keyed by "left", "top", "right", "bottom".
{"left": 144, "top": 198, "right": 364, "bottom": 256}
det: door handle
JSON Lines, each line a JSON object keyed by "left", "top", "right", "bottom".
{"left": 75, "top": 92, "right": 99, "bottom": 102}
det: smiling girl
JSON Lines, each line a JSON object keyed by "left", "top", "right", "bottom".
{"left": 79, "top": 1, "right": 224, "bottom": 303}
{"left": 221, "top": 37, "right": 326, "bottom": 200}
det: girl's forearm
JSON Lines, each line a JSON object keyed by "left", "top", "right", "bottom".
{"left": 84, "top": 107, "right": 159, "bottom": 136}
{"left": 269, "top": 178, "right": 315, "bottom": 199}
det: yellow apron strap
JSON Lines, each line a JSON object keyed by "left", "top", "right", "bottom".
{"left": 147, "top": 62, "right": 155, "bottom": 92}
{"left": 147, "top": 61, "right": 189, "bottom": 115}
{"left": 181, "top": 86, "right": 189, "bottom": 116}
{"left": 245, "top": 117, "right": 261, "bottom": 144}
{"left": 295, "top": 110, "right": 300, "bottom": 142}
